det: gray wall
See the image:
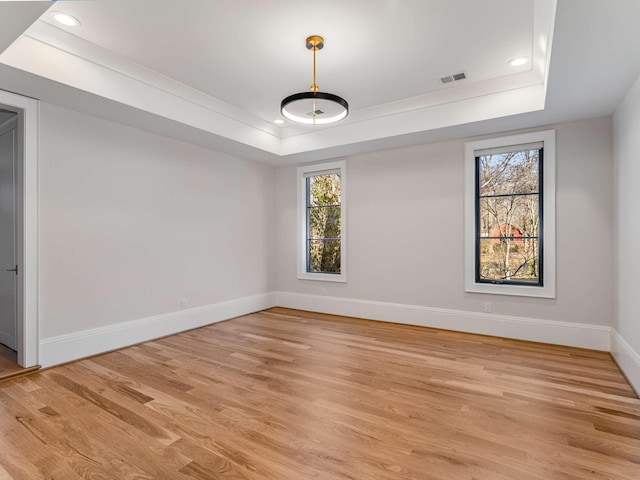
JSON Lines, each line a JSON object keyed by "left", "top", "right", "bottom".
{"left": 39, "top": 103, "right": 275, "bottom": 339}
{"left": 36, "top": 102, "right": 619, "bottom": 361}
{"left": 275, "top": 116, "right": 614, "bottom": 327}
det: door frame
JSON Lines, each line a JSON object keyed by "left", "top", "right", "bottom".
{"left": 0, "top": 90, "right": 39, "bottom": 367}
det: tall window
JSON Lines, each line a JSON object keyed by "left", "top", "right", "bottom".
{"left": 297, "top": 161, "right": 346, "bottom": 282}
{"left": 465, "top": 130, "right": 555, "bottom": 298}
{"left": 476, "top": 146, "right": 542, "bottom": 285}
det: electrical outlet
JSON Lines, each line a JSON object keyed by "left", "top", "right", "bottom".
{"left": 483, "top": 302, "right": 491, "bottom": 313}
{"left": 180, "top": 298, "right": 188, "bottom": 310}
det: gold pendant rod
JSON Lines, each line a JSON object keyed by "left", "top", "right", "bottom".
{"left": 306, "top": 35, "right": 323, "bottom": 93}
{"left": 312, "top": 47, "right": 318, "bottom": 92}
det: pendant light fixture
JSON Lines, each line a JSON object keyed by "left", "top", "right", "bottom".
{"left": 281, "top": 35, "right": 349, "bottom": 125}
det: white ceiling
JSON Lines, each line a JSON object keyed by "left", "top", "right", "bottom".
{"left": 0, "top": 0, "right": 639, "bottom": 165}
{"left": 37, "top": 0, "right": 535, "bottom": 122}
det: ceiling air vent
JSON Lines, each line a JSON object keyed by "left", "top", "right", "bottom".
{"left": 439, "top": 72, "right": 467, "bottom": 84}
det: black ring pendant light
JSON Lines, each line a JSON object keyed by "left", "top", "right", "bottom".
{"left": 280, "top": 35, "right": 349, "bottom": 125}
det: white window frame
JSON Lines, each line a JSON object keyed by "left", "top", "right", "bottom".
{"left": 297, "top": 160, "right": 347, "bottom": 282}
{"left": 464, "top": 130, "right": 556, "bottom": 298}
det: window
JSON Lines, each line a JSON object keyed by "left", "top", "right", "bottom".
{"left": 297, "top": 161, "right": 346, "bottom": 282}
{"left": 477, "top": 146, "right": 542, "bottom": 285}
{"left": 465, "top": 130, "right": 555, "bottom": 298}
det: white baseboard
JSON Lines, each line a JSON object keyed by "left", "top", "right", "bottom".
{"left": 275, "top": 291, "right": 611, "bottom": 351}
{"left": 611, "top": 329, "right": 640, "bottom": 396}
{"left": 38, "top": 291, "right": 616, "bottom": 370}
{"left": 39, "top": 293, "right": 276, "bottom": 368}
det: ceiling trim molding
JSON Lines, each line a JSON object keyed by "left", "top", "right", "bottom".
{"left": 0, "top": 31, "right": 549, "bottom": 157}
{"left": 25, "top": 20, "right": 281, "bottom": 138}
{"left": 0, "top": 33, "right": 284, "bottom": 154}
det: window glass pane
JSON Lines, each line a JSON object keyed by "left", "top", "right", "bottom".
{"left": 306, "top": 171, "right": 342, "bottom": 274}
{"left": 308, "top": 205, "right": 341, "bottom": 239}
{"left": 479, "top": 150, "right": 539, "bottom": 196}
{"left": 308, "top": 239, "right": 341, "bottom": 273}
{"left": 478, "top": 194, "right": 539, "bottom": 238}
{"left": 476, "top": 147, "right": 541, "bottom": 285}
{"left": 479, "top": 238, "right": 540, "bottom": 282}
{"left": 308, "top": 174, "right": 341, "bottom": 207}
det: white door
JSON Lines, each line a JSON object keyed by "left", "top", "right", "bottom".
{"left": 0, "top": 117, "right": 17, "bottom": 350}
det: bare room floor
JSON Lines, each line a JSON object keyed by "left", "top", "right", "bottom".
{"left": 0, "top": 307, "right": 638, "bottom": 479}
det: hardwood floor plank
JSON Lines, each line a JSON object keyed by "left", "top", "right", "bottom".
{"left": 0, "top": 307, "right": 638, "bottom": 479}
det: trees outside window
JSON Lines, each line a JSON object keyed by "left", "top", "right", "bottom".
{"left": 306, "top": 173, "right": 341, "bottom": 273}
{"left": 476, "top": 148, "right": 542, "bottom": 285}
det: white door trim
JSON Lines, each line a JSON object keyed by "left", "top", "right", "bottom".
{"left": 0, "top": 90, "right": 39, "bottom": 367}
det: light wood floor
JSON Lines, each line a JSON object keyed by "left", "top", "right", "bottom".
{"left": 0, "top": 308, "right": 638, "bottom": 479}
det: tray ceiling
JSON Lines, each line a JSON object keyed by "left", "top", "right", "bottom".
{"left": 0, "top": 1, "right": 639, "bottom": 165}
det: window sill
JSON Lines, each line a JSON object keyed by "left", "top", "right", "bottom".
{"left": 465, "top": 281, "right": 555, "bottom": 298}
{"left": 298, "top": 272, "right": 346, "bottom": 283}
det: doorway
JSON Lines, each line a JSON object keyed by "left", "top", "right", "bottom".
{"left": 0, "top": 90, "right": 39, "bottom": 370}
{"left": 0, "top": 112, "right": 18, "bottom": 360}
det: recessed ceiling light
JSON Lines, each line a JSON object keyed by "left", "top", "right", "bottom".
{"left": 508, "top": 57, "right": 528, "bottom": 67}
{"left": 274, "top": 119, "right": 285, "bottom": 124}
{"left": 50, "top": 12, "right": 81, "bottom": 27}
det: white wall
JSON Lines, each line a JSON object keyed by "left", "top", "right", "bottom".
{"left": 275, "top": 117, "right": 614, "bottom": 347}
{"left": 613, "top": 74, "right": 640, "bottom": 392}
{"left": 39, "top": 103, "right": 274, "bottom": 342}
